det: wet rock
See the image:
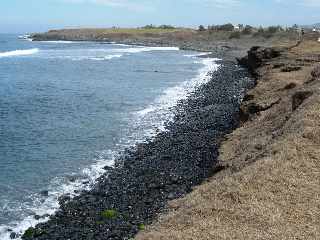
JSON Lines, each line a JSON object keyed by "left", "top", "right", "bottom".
{"left": 40, "top": 190, "right": 49, "bottom": 197}
{"left": 10, "top": 232, "right": 18, "bottom": 239}
{"left": 67, "top": 176, "right": 78, "bottom": 182}
{"left": 282, "top": 83, "right": 297, "bottom": 90}
{"left": 103, "top": 166, "right": 113, "bottom": 171}
{"left": 243, "top": 94, "right": 254, "bottom": 101}
{"left": 58, "top": 195, "right": 71, "bottom": 205}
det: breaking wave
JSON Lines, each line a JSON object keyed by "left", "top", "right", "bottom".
{"left": 0, "top": 48, "right": 39, "bottom": 58}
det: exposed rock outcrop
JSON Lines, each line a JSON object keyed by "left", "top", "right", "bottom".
{"left": 237, "top": 46, "right": 284, "bottom": 77}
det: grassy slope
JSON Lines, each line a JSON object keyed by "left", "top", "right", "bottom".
{"left": 32, "top": 28, "right": 196, "bottom": 41}
{"left": 135, "top": 40, "right": 320, "bottom": 239}
{"left": 32, "top": 28, "right": 299, "bottom": 48}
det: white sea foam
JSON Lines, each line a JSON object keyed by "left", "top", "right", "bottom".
{"left": 107, "top": 46, "right": 179, "bottom": 54}
{"left": 184, "top": 52, "right": 212, "bottom": 57}
{"left": 0, "top": 53, "right": 219, "bottom": 240}
{"left": 40, "top": 40, "right": 74, "bottom": 44}
{"left": 41, "top": 46, "right": 178, "bottom": 61}
{"left": 68, "top": 54, "right": 123, "bottom": 61}
{"left": 135, "top": 57, "right": 220, "bottom": 136}
{"left": 110, "top": 43, "right": 131, "bottom": 47}
{"left": 0, "top": 48, "right": 39, "bottom": 58}
{"left": 0, "top": 150, "right": 115, "bottom": 240}
{"left": 18, "top": 35, "right": 31, "bottom": 41}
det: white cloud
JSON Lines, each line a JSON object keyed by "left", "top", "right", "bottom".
{"left": 63, "top": 0, "right": 154, "bottom": 11}
{"left": 189, "top": 0, "right": 241, "bottom": 8}
{"left": 274, "top": 0, "right": 320, "bottom": 7}
{"left": 300, "top": 0, "right": 320, "bottom": 7}
{"left": 64, "top": 0, "right": 241, "bottom": 10}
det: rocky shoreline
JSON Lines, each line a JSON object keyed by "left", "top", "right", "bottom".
{"left": 19, "top": 58, "right": 254, "bottom": 239}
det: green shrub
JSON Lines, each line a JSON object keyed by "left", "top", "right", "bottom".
{"left": 101, "top": 209, "right": 118, "bottom": 219}
{"left": 23, "top": 228, "right": 35, "bottom": 238}
{"left": 22, "top": 227, "right": 46, "bottom": 239}
{"left": 138, "top": 223, "right": 145, "bottom": 230}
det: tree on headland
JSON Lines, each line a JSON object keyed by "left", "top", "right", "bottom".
{"left": 141, "top": 24, "right": 176, "bottom": 30}
{"left": 198, "top": 25, "right": 206, "bottom": 31}
{"left": 158, "top": 25, "right": 175, "bottom": 29}
{"left": 219, "top": 23, "right": 234, "bottom": 31}
{"left": 142, "top": 24, "right": 156, "bottom": 29}
{"left": 242, "top": 25, "right": 253, "bottom": 34}
{"left": 267, "top": 25, "right": 283, "bottom": 34}
{"left": 207, "top": 23, "right": 234, "bottom": 32}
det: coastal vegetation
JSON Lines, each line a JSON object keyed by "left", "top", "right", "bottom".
{"left": 101, "top": 209, "right": 118, "bottom": 220}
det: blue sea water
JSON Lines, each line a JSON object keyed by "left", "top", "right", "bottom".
{"left": 0, "top": 34, "right": 218, "bottom": 239}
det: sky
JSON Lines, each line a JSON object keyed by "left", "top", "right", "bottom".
{"left": 0, "top": 0, "right": 319, "bottom": 33}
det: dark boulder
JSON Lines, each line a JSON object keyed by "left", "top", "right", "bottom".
{"left": 237, "top": 46, "right": 284, "bottom": 76}
{"left": 311, "top": 65, "right": 320, "bottom": 79}
{"left": 292, "top": 91, "right": 313, "bottom": 111}
{"left": 281, "top": 65, "right": 302, "bottom": 72}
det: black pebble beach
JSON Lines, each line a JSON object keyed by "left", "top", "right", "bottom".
{"left": 21, "top": 60, "right": 254, "bottom": 240}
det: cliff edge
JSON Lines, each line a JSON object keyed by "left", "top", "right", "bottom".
{"left": 136, "top": 40, "right": 320, "bottom": 239}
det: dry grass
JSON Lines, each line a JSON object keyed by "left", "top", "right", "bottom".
{"left": 42, "top": 28, "right": 196, "bottom": 41}
{"left": 136, "top": 40, "right": 320, "bottom": 240}
{"left": 50, "top": 27, "right": 189, "bottom": 34}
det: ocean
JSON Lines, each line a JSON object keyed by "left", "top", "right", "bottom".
{"left": 0, "top": 34, "right": 219, "bottom": 239}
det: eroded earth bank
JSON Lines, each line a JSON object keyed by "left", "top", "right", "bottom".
{"left": 136, "top": 39, "right": 320, "bottom": 240}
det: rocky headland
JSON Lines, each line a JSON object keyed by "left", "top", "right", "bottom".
{"left": 30, "top": 28, "right": 299, "bottom": 61}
